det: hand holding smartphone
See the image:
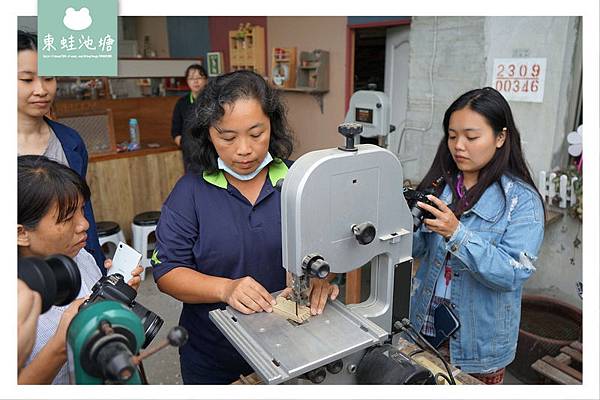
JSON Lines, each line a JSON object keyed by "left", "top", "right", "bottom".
{"left": 108, "top": 241, "right": 142, "bottom": 279}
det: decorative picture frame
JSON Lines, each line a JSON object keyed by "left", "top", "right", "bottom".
{"left": 206, "top": 52, "right": 224, "bottom": 76}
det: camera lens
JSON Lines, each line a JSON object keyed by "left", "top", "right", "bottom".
{"left": 131, "top": 302, "right": 164, "bottom": 348}
{"left": 18, "top": 255, "right": 81, "bottom": 313}
{"left": 46, "top": 255, "right": 82, "bottom": 306}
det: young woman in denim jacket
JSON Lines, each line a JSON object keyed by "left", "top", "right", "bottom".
{"left": 409, "top": 87, "right": 545, "bottom": 384}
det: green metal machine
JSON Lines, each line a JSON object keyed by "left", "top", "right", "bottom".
{"left": 67, "top": 300, "right": 145, "bottom": 384}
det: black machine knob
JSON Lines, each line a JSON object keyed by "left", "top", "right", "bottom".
{"left": 304, "top": 366, "right": 327, "bottom": 384}
{"left": 337, "top": 123, "right": 363, "bottom": 152}
{"left": 352, "top": 222, "right": 376, "bottom": 245}
{"left": 167, "top": 326, "right": 189, "bottom": 347}
{"left": 326, "top": 359, "right": 344, "bottom": 374}
{"left": 301, "top": 254, "right": 330, "bottom": 279}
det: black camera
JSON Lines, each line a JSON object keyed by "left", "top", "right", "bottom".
{"left": 403, "top": 177, "right": 445, "bottom": 231}
{"left": 82, "top": 274, "right": 163, "bottom": 348}
{"left": 18, "top": 255, "right": 82, "bottom": 313}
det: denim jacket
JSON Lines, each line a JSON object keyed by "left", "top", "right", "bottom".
{"left": 409, "top": 174, "right": 544, "bottom": 373}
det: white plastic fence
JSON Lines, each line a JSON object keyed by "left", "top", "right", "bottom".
{"left": 538, "top": 171, "right": 578, "bottom": 208}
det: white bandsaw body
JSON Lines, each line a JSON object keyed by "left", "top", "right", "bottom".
{"left": 210, "top": 127, "right": 414, "bottom": 384}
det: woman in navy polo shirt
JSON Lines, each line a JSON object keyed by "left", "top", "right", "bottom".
{"left": 152, "top": 70, "right": 339, "bottom": 384}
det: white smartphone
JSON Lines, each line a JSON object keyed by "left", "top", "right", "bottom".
{"left": 109, "top": 241, "right": 142, "bottom": 280}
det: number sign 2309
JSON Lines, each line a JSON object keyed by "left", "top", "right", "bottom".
{"left": 492, "top": 58, "right": 546, "bottom": 103}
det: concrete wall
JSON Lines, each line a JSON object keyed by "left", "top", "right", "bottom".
{"left": 400, "top": 16, "right": 580, "bottom": 182}
{"left": 484, "top": 17, "right": 581, "bottom": 177}
{"left": 401, "top": 16, "right": 583, "bottom": 307}
{"left": 525, "top": 213, "right": 582, "bottom": 307}
{"left": 267, "top": 17, "right": 347, "bottom": 158}
{"left": 398, "top": 17, "right": 487, "bottom": 182}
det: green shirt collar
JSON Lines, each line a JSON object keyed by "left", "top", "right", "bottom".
{"left": 202, "top": 158, "right": 288, "bottom": 189}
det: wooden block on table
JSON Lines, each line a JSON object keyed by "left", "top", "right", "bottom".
{"left": 272, "top": 296, "right": 311, "bottom": 323}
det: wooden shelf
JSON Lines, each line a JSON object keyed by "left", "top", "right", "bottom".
{"left": 278, "top": 87, "right": 328, "bottom": 113}
{"left": 271, "top": 47, "right": 297, "bottom": 89}
{"left": 229, "top": 25, "right": 265, "bottom": 74}
{"left": 297, "top": 50, "right": 329, "bottom": 93}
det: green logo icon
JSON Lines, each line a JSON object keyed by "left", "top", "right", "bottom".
{"left": 38, "top": 0, "right": 118, "bottom": 76}
{"left": 151, "top": 249, "right": 162, "bottom": 266}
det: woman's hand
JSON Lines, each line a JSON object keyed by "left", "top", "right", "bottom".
{"left": 418, "top": 195, "right": 459, "bottom": 239}
{"left": 104, "top": 259, "right": 144, "bottom": 291}
{"left": 49, "top": 297, "right": 88, "bottom": 353}
{"left": 280, "top": 277, "right": 339, "bottom": 315}
{"left": 222, "top": 277, "right": 276, "bottom": 315}
{"left": 307, "top": 278, "right": 339, "bottom": 315}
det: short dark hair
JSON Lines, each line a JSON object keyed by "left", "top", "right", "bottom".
{"left": 18, "top": 155, "right": 91, "bottom": 229}
{"left": 182, "top": 70, "right": 294, "bottom": 174}
{"left": 419, "top": 87, "right": 543, "bottom": 216}
{"left": 18, "top": 30, "right": 37, "bottom": 52}
{"left": 185, "top": 64, "right": 207, "bottom": 79}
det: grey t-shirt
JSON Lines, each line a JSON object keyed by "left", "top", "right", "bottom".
{"left": 43, "top": 126, "right": 70, "bottom": 167}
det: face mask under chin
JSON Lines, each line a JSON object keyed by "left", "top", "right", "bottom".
{"left": 217, "top": 152, "right": 273, "bottom": 181}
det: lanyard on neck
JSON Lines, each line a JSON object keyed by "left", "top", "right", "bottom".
{"left": 443, "top": 173, "right": 466, "bottom": 291}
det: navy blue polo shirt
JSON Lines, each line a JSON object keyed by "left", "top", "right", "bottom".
{"left": 151, "top": 159, "right": 289, "bottom": 380}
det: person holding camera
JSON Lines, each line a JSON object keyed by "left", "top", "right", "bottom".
{"left": 409, "top": 87, "right": 545, "bottom": 384}
{"left": 17, "top": 30, "right": 105, "bottom": 273}
{"left": 17, "top": 155, "right": 143, "bottom": 384}
{"left": 151, "top": 70, "right": 339, "bottom": 384}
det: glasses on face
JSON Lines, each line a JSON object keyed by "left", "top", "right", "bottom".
{"left": 187, "top": 76, "right": 206, "bottom": 82}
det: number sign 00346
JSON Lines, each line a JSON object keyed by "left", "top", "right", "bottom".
{"left": 492, "top": 58, "right": 546, "bottom": 103}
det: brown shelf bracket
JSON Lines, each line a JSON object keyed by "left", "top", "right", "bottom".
{"left": 310, "top": 91, "right": 325, "bottom": 114}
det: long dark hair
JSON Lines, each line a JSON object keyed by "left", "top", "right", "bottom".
{"left": 418, "top": 87, "right": 543, "bottom": 216}
{"left": 18, "top": 155, "right": 90, "bottom": 229}
{"left": 182, "top": 70, "right": 294, "bottom": 173}
{"left": 18, "top": 30, "right": 37, "bottom": 52}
